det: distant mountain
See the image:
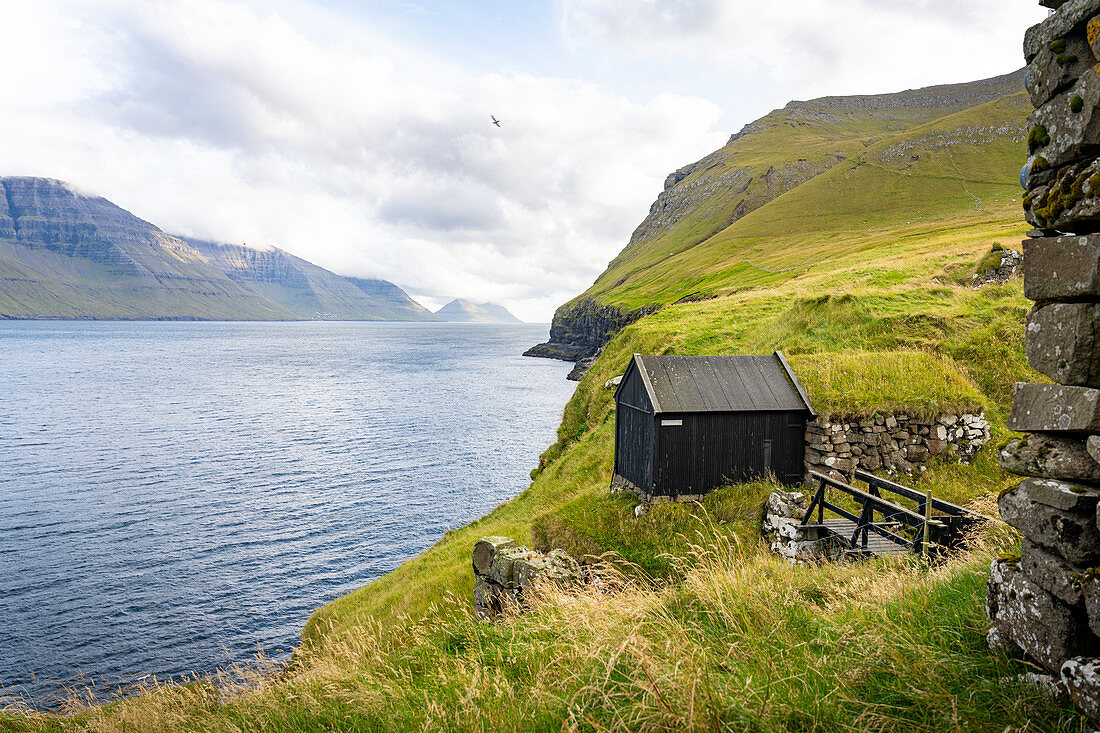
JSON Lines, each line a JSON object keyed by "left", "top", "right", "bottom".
{"left": 0, "top": 177, "right": 291, "bottom": 319}
{"left": 0, "top": 177, "right": 432, "bottom": 321}
{"left": 181, "top": 238, "right": 437, "bottom": 321}
{"left": 435, "top": 298, "right": 522, "bottom": 323}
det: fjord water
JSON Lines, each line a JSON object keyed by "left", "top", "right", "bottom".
{"left": 0, "top": 321, "right": 575, "bottom": 704}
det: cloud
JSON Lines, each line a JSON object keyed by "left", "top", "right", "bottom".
{"left": 561, "top": 0, "right": 1046, "bottom": 111}
{"left": 0, "top": 0, "right": 1044, "bottom": 321}
{"left": 0, "top": 0, "right": 726, "bottom": 321}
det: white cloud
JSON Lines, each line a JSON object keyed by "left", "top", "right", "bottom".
{"left": 0, "top": 0, "right": 724, "bottom": 321}
{"left": 561, "top": 0, "right": 1046, "bottom": 119}
{"left": 0, "top": 0, "right": 1046, "bottom": 321}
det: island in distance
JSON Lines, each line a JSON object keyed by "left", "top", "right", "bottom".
{"left": 434, "top": 298, "right": 522, "bottom": 323}
{"left": 0, "top": 176, "right": 435, "bottom": 321}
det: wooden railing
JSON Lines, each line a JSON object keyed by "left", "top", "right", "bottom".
{"left": 801, "top": 470, "right": 986, "bottom": 556}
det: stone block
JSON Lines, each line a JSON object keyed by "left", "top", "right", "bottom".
{"left": 1025, "top": 156, "right": 1100, "bottom": 232}
{"left": 488, "top": 546, "right": 532, "bottom": 587}
{"left": 1025, "top": 0, "right": 1100, "bottom": 62}
{"left": 1089, "top": 434, "right": 1100, "bottom": 463}
{"left": 1007, "top": 382, "right": 1100, "bottom": 433}
{"left": 472, "top": 536, "right": 516, "bottom": 576}
{"left": 474, "top": 575, "right": 507, "bottom": 611}
{"left": 1027, "top": 302, "right": 1100, "bottom": 386}
{"left": 514, "top": 549, "right": 583, "bottom": 592}
{"left": 998, "top": 433, "right": 1100, "bottom": 482}
{"left": 1024, "top": 477, "right": 1100, "bottom": 511}
{"left": 1026, "top": 65, "right": 1100, "bottom": 175}
{"left": 1023, "top": 538, "right": 1087, "bottom": 605}
{"left": 906, "top": 444, "right": 930, "bottom": 461}
{"left": 999, "top": 480, "right": 1100, "bottom": 563}
{"left": 1024, "top": 233, "right": 1100, "bottom": 299}
{"left": 1062, "top": 657, "right": 1100, "bottom": 722}
{"left": 1026, "top": 22, "right": 1094, "bottom": 108}
{"left": 987, "top": 558, "right": 1091, "bottom": 671}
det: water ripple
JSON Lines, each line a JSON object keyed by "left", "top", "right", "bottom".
{"left": 0, "top": 321, "right": 574, "bottom": 705}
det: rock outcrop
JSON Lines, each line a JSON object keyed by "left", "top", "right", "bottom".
{"left": 471, "top": 537, "right": 583, "bottom": 619}
{"left": 524, "top": 298, "right": 652, "bottom": 364}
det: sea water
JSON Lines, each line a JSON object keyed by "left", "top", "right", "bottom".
{"left": 0, "top": 321, "right": 575, "bottom": 704}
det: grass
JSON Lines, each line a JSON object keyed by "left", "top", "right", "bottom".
{"left": 788, "top": 350, "right": 988, "bottom": 420}
{"left": 1, "top": 73, "right": 1083, "bottom": 731}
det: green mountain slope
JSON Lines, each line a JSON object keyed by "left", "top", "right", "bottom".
{"left": 529, "top": 70, "right": 1029, "bottom": 361}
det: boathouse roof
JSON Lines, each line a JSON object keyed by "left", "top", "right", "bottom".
{"left": 619, "top": 352, "right": 816, "bottom": 416}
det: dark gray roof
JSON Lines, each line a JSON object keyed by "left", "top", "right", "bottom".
{"left": 629, "top": 352, "right": 815, "bottom": 415}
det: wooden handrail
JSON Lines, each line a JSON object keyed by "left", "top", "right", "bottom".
{"left": 853, "top": 469, "right": 993, "bottom": 522}
{"left": 808, "top": 471, "right": 944, "bottom": 529}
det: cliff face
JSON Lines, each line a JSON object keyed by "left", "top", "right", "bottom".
{"left": 530, "top": 70, "right": 1030, "bottom": 365}
{"left": 435, "top": 298, "right": 522, "bottom": 323}
{"left": 524, "top": 298, "right": 651, "bottom": 362}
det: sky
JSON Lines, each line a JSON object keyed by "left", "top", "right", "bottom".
{"left": 0, "top": 0, "right": 1047, "bottom": 321}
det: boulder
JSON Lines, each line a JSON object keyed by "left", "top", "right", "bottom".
{"left": 1062, "top": 657, "right": 1100, "bottom": 722}
{"left": 987, "top": 558, "right": 1091, "bottom": 672}
{"left": 999, "top": 480, "right": 1100, "bottom": 564}
{"left": 1025, "top": 0, "right": 1100, "bottom": 62}
{"left": 1026, "top": 302, "right": 1100, "bottom": 387}
{"left": 1025, "top": 156, "right": 1100, "bottom": 232}
{"left": 1007, "top": 382, "right": 1100, "bottom": 433}
{"left": 1024, "top": 233, "right": 1100, "bottom": 300}
{"left": 1022, "top": 538, "right": 1087, "bottom": 605}
{"left": 998, "top": 433, "right": 1100, "bottom": 482}
{"left": 472, "top": 536, "right": 517, "bottom": 576}
{"left": 604, "top": 375, "right": 622, "bottom": 390}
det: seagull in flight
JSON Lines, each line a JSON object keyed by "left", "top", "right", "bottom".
{"left": 491, "top": 115, "right": 501, "bottom": 127}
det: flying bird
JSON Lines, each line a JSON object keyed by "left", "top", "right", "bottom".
{"left": 491, "top": 115, "right": 501, "bottom": 127}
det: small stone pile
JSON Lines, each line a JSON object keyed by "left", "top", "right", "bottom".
{"left": 987, "top": 0, "right": 1100, "bottom": 720}
{"left": 472, "top": 536, "right": 583, "bottom": 619}
{"left": 972, "top": 248, "right": 1023, "bottom": 287}
{"left": 762, "top": 489, "right": 847, "bottom": 564}
{"left": 804, "top": 413, "right": 990, "bottom": 482}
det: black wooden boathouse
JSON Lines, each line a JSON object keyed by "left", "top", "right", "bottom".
{"left": 612, "top": 352, "right": 816, "bottom": 501}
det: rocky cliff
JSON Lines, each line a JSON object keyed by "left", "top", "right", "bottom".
{"left": 529, "top": 70, "right": 1029, "bottom": 367}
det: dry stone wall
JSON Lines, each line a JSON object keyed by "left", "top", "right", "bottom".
{"left": 987, "top": 0, "right": 1100, "bottom": 720}
{"left": 804, "top": 413, "right": 990, "bottom": 482}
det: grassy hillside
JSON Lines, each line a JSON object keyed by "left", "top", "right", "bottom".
{"left": 4, "top": 72, "right": 1088, "bottom": 730}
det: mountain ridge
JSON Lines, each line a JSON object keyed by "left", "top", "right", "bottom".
{"left": 0, "top": 177, "right": 432, "bottom": 321}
